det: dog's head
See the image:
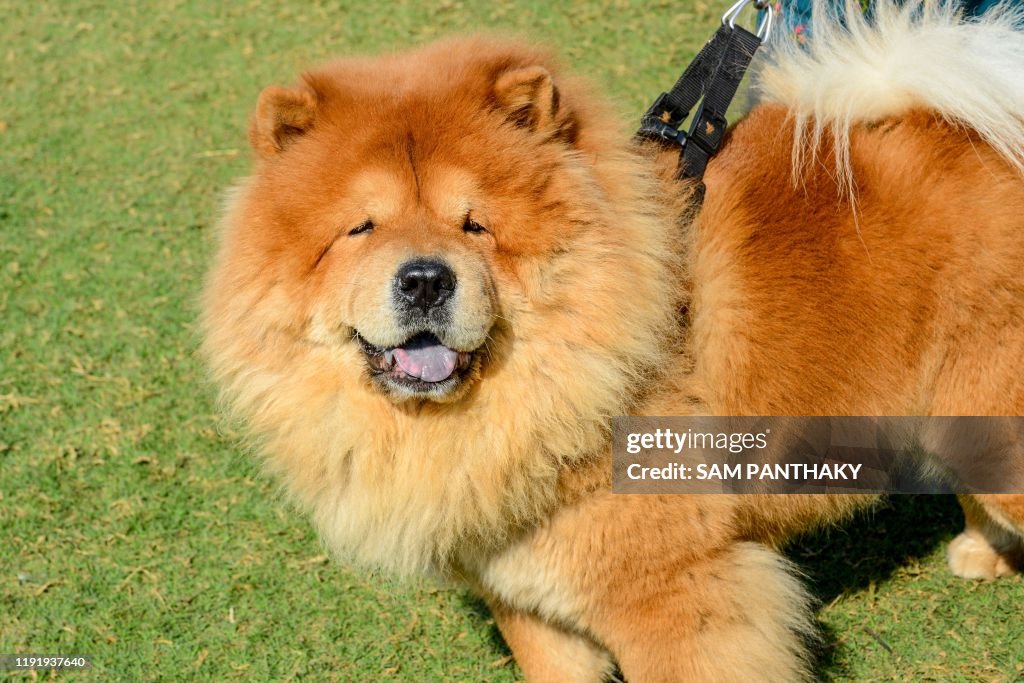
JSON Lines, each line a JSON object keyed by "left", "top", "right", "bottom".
{"left": 202, "top": 37, "right": 682, "bottom": 571}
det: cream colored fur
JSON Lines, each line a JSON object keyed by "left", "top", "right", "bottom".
{"left": 757, "top": 0, "right": 1024, "bottom": 193}
{"left": 203, "top": 149, "right": 681, "bottom": 578}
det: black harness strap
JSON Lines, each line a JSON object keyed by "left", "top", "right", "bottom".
{"left": 679, "top": 26, "right": 761, "bottom": 180}
{"left": 637, "top": 25, "right": 732, "bottom": 147}
{"left": 637, "top": 15, "right": 766, "bottom": 188}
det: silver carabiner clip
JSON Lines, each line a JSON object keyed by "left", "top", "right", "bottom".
{"left": 722, "top": 0, "right": 774, "bottom": 43}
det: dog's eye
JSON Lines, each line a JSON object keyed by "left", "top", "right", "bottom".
{"left": 348, "top": 220, "right": 374, "bottom": 236}
{"left": 463, "top": 216, "right": 487, "bottom": 234}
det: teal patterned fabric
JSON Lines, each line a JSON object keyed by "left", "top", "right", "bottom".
{"left": 765, "top": 0, "right": 1014, "bottom": 42}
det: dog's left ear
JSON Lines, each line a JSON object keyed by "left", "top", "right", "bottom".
{"left": 493, "top": 66, "right": 578, "bottom": 143}
{"left": 248, "top": 85, "right": 319, "bottom": 158}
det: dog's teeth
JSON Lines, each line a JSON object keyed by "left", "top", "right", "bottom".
{"left": 383, "top": 349, "right": 394, "bottom": 367}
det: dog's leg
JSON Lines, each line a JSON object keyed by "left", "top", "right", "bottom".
{"left": 479, "top": 487, "right": 826, "bottom": 681}
{"left": 595, "top": 542, "right": 814, "bottom": 683}
{"left": 948, "top": 494, "right": 1024, "bottom": 580}
{"left": 487, "top": 601, "right": 614, "bottom": 683}
{"left": 918, "top": 417, "right": 1024, "bottom": 579}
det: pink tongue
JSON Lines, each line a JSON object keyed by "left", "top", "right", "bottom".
{"left": 393, "top": 341, "right": 458, "bottom": 382}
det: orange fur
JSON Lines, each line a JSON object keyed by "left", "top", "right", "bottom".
{"left": 203, "top": 38, "right": 681, "bottom": 577}
{"left": 202, "top": 31, "right": 1024, "bottom": 681}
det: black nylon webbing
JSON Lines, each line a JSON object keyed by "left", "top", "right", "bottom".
{"left": 636, "top": 23, "right": 763, "bottom": 185}
{"left": 636, "top": 26, "right": 731, "bottom": 145}
{"left": 678, "top": 26, "right": 761, "bottom": 180}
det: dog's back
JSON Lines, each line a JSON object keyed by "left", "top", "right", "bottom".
{"left": 674, "top": 0, "right": 1024, "bottom": 581}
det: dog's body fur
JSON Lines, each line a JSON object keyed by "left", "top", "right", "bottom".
{"left": 202, "top": 2, "right": 1024, "bottom": 679}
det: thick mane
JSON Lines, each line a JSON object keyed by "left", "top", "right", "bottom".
{"left": 756, "top": 0, "right": 1024, "bottom": 191}
{"left": 202, "top": 39, "right": 684, "bottom": 577}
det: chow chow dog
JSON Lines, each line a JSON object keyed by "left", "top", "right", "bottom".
{"left": 202, "top": 2, "right": 1024, "bottom": 679}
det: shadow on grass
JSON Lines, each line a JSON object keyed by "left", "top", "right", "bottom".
{"left": 458, "top": 593, "right": 513, "bottom": 657}
{"left": 786, "top": 494, "right": 964, "bottom": 678}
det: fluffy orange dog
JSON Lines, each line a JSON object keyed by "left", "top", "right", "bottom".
{"left": 202, "top": 3, "right": 1024, "bottom": 679}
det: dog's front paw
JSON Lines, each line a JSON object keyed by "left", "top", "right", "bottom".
{"left": 947, "top": 530, "right": 1017, "bottom": 580}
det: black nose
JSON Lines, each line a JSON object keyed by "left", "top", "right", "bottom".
{"left": 394, "top": 259, "right": 456, "bottom": 312}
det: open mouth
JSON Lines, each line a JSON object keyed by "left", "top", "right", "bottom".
{"left": 356, "top": 331, "right": 476, "bottom": 394}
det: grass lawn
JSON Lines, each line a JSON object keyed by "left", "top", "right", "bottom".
{"left": 2, "top": 1, "right": 1022, "bottom": 680}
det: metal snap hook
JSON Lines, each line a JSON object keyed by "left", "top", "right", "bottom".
{"left": 722, "top": 0, "right": 774, "bottom": 42}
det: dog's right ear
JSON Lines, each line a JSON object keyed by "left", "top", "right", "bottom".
{"left": 492, "top": 65, "right": 578, "bottom": 144}
{"left": 248, "top": 85, "right": 318, "bottom": 158}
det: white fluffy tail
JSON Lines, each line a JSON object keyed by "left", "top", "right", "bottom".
{"left": 756, "top": 0, "right": 1024, "bottom": 191}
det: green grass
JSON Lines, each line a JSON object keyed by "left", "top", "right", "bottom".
{"left": 2, "top": 1, "right": 1022, "bottom": 680}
